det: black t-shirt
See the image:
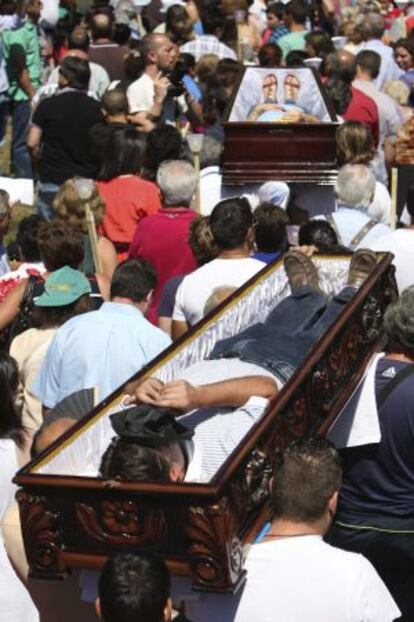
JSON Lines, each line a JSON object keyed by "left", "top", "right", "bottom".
{"left": 338, "top": 357, "right": 414, "bottom": 526}
{"left": 157, "top": 274, "right": 185, "bottom": 318}
{"left": 32, "top": 90, "right": 104, "bottom": 184}
{"left": 88, "top": 121, "right": 129, "bottom": 167}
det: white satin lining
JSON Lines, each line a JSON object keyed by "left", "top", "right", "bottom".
{"left": 37, "top": 257, "right": 351, "bottom": 476}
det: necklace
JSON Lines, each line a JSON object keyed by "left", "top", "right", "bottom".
{"left": 263, "top": 532, "right": 319, "bottom": 540}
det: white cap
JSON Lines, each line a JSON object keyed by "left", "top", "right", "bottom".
{"left": 258, "top": 182, "right": 290, "bottom": 210}
{"left": 161, "top": 0, "right": 186, "bottom": 12}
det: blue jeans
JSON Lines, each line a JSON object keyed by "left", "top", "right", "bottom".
{"left": 11, "top": 99, "right": 33, "bottom": 178}
{"left": 210, "top": 286, "right": 356, "bottom": 381}
{"left": 37, "top": 181, "right": 59, "bottom": 220}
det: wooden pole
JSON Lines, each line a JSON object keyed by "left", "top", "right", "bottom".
{"left": 237, "top": 24, "right": 243, "bottom": 62}
{"left": 85, "top": 203, "right": 103, "bottom": 273}
{"left": 194, "top": 151, "right": 201, "bottom": 213}
{"left": 390, "top": 167, "right": 398, "bottom": 230}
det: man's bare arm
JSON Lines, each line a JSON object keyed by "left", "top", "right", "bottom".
{"left": 172, "top": 319, "right": 189, "bottom": 340}
{"left": 27, "top": 124, "right": 42, "bottom": 158}
{"left": 128, "top": 376, "right": 278, "bottom": 411}
{"left": 0, "top": 279, "right": 26, "bottom": 330}
{"left": 10, "top": 43, "right": 36, "bottom": 99}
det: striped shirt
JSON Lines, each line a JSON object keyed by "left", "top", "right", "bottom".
{"left": 269, "top": 24, "right": 290, "bottom": 44}
{"left": 180, "top": 35, "right": 237, "bottom": 61}
{"left": 169, "top": 359, "right": 281, "bottom": 482}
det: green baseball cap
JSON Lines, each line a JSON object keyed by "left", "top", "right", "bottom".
{"left": 35, "top": 266, "right": 91, "bottom": 307}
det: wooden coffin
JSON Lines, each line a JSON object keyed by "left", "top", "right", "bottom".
{"left": 222, "top": 66, "right": 338, "bottom": 185}
{"left": 14, "top": 253, "right": 396, "bottom": 593}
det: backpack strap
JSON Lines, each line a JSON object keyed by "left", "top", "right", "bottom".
{"left": 349, "top": 219, "right": 377, "bottom": 250}
{"left": 20, "top": 274, "right": 39, "bottom": 314}
{"left": 377, "top": 364, "right": 414, "bottom": 410}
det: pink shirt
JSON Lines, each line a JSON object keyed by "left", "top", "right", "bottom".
{"left": 129, "top": 207, "right": 197, "bottom": 324}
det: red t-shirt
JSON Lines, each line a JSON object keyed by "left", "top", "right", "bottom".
{"left": 129, "top": 207, "right": 197, "bottom": 325}
{"left": 406, "top": 15, "right": 414, "bottom": 36}
{"left": 97, "top": 175, "right": 162, "bottom": 249}
{"left": 343, "top": 87, "right": 380, "bottom": 148}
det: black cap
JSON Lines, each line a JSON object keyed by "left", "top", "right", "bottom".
{"left": 110, "top": 404, "right": 194, "bottom": 448}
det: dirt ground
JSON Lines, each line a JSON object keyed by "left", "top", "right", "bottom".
{"left": 1, "top": 120, "right": 35, "bottom": 245}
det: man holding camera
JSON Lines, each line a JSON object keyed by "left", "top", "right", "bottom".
{"left": 127, "top": 34, "right": 200, "bottom": 130}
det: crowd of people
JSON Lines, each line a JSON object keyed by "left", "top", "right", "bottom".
{"left": 0, "top": 0, "right": 414, "bottom": 620}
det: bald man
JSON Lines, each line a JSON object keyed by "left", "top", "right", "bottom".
{"left": 47, "top": 28, "right": 110, "bottom": 99}
{"left": 127, "top": 33, "right": 175, "bottom": 128}
{"left": 89, "top": 89, "right": 132, "bottom": 165}
{"left": 89, "top": 13, "right": 128, "bottom": 81}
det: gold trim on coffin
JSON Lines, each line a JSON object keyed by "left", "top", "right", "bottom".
{"left": 31, "top": 254, "right": 354, "bottom": 473}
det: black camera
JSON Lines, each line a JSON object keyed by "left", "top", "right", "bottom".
{"left": 164, "top": 61, "right": 186, "bottom": 97}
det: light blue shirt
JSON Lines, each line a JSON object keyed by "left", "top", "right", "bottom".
{"left": 32, "top": 301, "right": 171, "bottom": 408}
{"left": 315, "top": 208, "right": 391, "bottom": 250}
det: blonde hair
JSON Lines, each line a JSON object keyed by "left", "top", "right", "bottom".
{"left": 53, "top": 178, "right": 105, "bottom": 233}
{"left": 203, "top": 286, "right": 237, "bottom": 316}
{"left": 195, "top": 53, "right": 220, "bottom": 85}
{"left": 336, "top": 121, "right": 375, "bottom": 167}
{"left": 382, "top": 80, "right": 410, "bottom": 106}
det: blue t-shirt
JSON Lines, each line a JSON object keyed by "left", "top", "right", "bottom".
{"left": 338, "top": 358, "right": 414, "bottom": 527}
{"left": 183, "top": 75, "right": 202, "bottom": 102}
{"left": 253, "top": 251, "right": 280, "bottom": 264}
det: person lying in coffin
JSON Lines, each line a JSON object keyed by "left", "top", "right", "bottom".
{"left": 100, "top": 249, "right": 377, "bottom": 484}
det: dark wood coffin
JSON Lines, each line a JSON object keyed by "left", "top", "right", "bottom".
{"left": 14, "top": 253, "right": 396, "bottom": 593}
{"left": 222, "top": 66, "right": 338, "bottom": 185}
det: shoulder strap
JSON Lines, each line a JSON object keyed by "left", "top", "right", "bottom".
{"left": 349, "top": 219, "right": 377, "bottom": 250}
{"left": 377, "top": 364, "right": 414, "bottom": 410}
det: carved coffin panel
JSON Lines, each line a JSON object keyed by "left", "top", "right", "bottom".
{"left": 222, "top": 66, "right": 338, "bottom": 184}
{"left": 15, "top": 254, "right": 397, "bottom": 592}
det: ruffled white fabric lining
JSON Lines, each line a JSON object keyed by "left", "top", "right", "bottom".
{"left": 36, "top": 257, "right": 350, "bottom": 477}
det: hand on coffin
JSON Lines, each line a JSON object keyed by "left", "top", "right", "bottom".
{"left": 157, "top": 376, "right": 278, "bottom": 411}
{"left": 290, "top": 244, "right": 318, "bottom": 257}
{"left": 156, "top": 379, "right": 198, "bottom": 411}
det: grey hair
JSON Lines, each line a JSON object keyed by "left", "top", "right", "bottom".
{"left": 199, "top": 136, "right": 222, "bottom": 169}
{"left": 364, "top": 12, "right": 386, "bottom": 38}
{"left": 384, "top": 286, "right": 414, "bottom": 357}
{"left": 335, "top": 164, "right": 376, "bottom": 211}
{"left": 383, "top": 80, "right": 410, "bottom": 106}
{"left": 156, "top": 160, "right": 196, "bottom": 207}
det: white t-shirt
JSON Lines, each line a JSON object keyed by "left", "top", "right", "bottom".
{"left": 233, "top": 536, "right": 400, "bottom": 622}
{"left": 179, "top": 535, "right": 400, "bottom": 622}
{"left": 0, "top": 440, "right": 39, "bottom": 622}
{"left": 127, "top": 72, "right": 154, "bottom": 114}
{"left": 369, "top": 228, "right": 414, "bottom": 293}
{"left": 173, "top": 257, "right": 264, "bottom": 326}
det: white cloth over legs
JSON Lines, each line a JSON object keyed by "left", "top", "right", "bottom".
{"left": 0, "top": 440, "right": 39, "bottom": 622}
